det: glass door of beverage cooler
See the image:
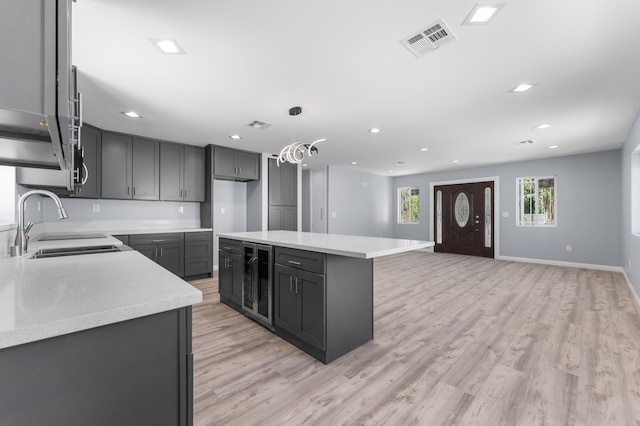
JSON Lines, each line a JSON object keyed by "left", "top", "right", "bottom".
{"left": 242, "top": 243, "right": 273, "bottom": 328}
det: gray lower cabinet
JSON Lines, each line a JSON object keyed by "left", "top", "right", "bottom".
{"left": 273, "top": 246, "right": 374, "bottom": 364}
{"left": 274, "top": 264, "right": 326, "bottom": 351}
{"left": 130, "top": 233, "right": 185, "bottom": 277}
{"left": 213, "top": 146, "right": 260, "bottom": 181}
{"left": 184, "top": 232, "right": 213, "bottom": 277}
{"left": 160, "top": 143, "right": 205, "bottom": 202}
{"left": 0, "top": 307, "right": 194, "bottom": 426}
{"left": 218, "top": 238, "right": 243, "bottom": 308}
{"left": 102, "top": 132, "right": 160, "bottom": 200}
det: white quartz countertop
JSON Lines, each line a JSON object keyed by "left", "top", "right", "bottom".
{"left": 218, "top": 231, "right": 434, "bottom": 259}
{"left": 0, "top": 236, "right": 203, "bottom": 350}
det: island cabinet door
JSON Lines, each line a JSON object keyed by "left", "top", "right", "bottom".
{"left": 274, "top": 264, "right": 298, "bottom": 335}
{"left": 230, "top": 252, "right": 243, "bottom": 305}
{"left": 219, "top": 251, "right": 243, "bottom": 307}
{"left": 297, "top": 269, "right": 326, "bottom": 351}
{"left": 218, "top": 252, "right": 232, "bottom": 297}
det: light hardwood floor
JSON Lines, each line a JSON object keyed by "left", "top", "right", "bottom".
{"left": 189, "top": 251, "right": 640, "bottom": 425}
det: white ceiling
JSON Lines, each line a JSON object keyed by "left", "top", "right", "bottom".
{"left": 72, "top": 0, "right": 640, "bottom": 176}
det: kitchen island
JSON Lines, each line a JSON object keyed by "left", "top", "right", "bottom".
{"left": 218, "top": 231, "right": 433, "bottom": 363}
{"left": 0, "top": 235, "right": 202, "bottom": 426}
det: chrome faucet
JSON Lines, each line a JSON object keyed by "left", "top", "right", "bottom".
{"left": 11, "top": 190, "right": 69, "bottom": 257}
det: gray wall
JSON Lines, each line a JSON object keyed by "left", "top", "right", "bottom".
{"left": 40, "top": 197, "right": 200, "bottom": 222}
{"left": 327, "top": 166, "right": 394, "bottom": 238}
{"left": 622, "top": 111, "right": 640, "bottom": 293}
{"left": 393, "top": 150, "right": 622, "bottom": 267}
{"left": 213, "top": 180, "right": 247, "bottom": 267}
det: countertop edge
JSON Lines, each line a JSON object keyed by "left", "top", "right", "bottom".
{"left": 0, "top": 292, "right": 202, "bottom": 350}
{"left": 218, "top": 232, "right": 435, "bottom": 259}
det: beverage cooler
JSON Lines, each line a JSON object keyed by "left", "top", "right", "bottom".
{"left": 242, "top": 243, "right": 273, "bottom": 329}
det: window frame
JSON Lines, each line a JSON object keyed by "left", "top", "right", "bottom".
{"left": 516, "top": 176, "right": 557, "bottom": 227}
{"left": 398, "top": 186, "right": 420, "bottom": 224}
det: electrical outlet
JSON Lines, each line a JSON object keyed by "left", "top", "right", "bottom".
{"left": 221, "top": 207, "right": 225, "bottom": 214}
{"left": 332, "top": 212, "right": 337, "bottom": 218}
{"left": 566, "top": 245, "right": 572, "bottom": 252}
{"left": 179, "top": 206, "right": 184, "bottom": 213}
{"left": 92, "top": 204, "right": 100, "bottom": 213}
{"left": 502, "top": 211, "right": 509, "bottom": 218}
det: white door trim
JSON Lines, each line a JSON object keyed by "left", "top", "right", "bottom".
{"left": 429, "top": 176, "right": 500, "bottom": 258}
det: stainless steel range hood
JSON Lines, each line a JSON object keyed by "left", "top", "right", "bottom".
{"left": 0, "top": 0, "right": 82, "bottom": 191}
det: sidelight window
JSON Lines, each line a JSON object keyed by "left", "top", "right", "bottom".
{"left": 398, "top": 187, "right": 420, "bottom": 224}
{"left": 517, "top": 177, "right": 556, "bottom": 226}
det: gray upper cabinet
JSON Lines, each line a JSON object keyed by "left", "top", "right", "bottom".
{"left": 74, "top": 125, "right": 102, "bottom": 199}
{"left": 268, "top": 159, "right": 297, "bottom": 230}
{"left": 213, "top": 146, "right": 260, "bottom": 181}
{"left": 131, "top": 138, "right": 160, "bottom": 200}
{"left": 269, "top": 159, "right": 297, "bottom": 206}
{"left": 101, "top": 132, "right": 159, "bottom": 200}
{"left": 183, "top": 145, "right": 205, "bottom": 201}
{"left": 160, "top": 143, "right": 205, "bottom": 202}
{"left": 101, "top": 132, "right": 132, "bottom": 199}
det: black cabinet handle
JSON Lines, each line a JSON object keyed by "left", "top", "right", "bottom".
{"left": 295, "top": 277, "right": 299, "bottom": 294}
{"left": 152, "top": 240, "right": 165, "bottom": 243}
{"left": 290, "top": 276, "right": 293, "bottom": 293}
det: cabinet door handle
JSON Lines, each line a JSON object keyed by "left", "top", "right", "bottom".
{"left": 184, "top": 189, "right": 187, "bottom": 198}
{"left": 295, "top": 277, "right": 299, "bottom": 294}
{"left": 160, "top": 247, "right": 163, "bottom": 257}
{"left": 223, "top": 247, "right": 231, "bottom": 250}
{"left": 127, "top": 186, "right": 130, "bottom": 195}
{"left": 133, "top": 187, "right": 136, "bottom": 196}
{"left": 180, "top": 189, "right": 183, "bottom": 197}
{"left": 155, "top": 247, "right": 158, "bottom": 258}
{"left": 290, "top": 276, "right": 293, "bottom": 293}
{"left": 152, "top": 240, "right": 165, "bottom": 243}
{"left": 288, "top": 260, "right": 301, "bottom": 265}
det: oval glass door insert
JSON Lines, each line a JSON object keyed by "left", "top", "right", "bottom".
{"left": 455, "top": 193, "right": 470, "bottom": 227}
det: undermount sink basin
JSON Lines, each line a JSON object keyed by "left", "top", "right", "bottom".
{"left": 30, "top": 245, "right": 130, "bottom": 259}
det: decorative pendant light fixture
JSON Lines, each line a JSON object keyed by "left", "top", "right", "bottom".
{"left": 277, "top": 106, "right": 325, "bottom": 166}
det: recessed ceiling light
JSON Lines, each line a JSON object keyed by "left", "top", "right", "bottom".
{"left": 351, "top": 161, "right": 358, "bottom": 165}
{"left": 534, "top": 124, "right": 551, "bottom": 129}
{"left": 122, "top": 111, "right": 142, "bottom": 118}
{"left": 510, "top": 83, "right": 535, "bottom": 92}
{"left": 230, "top": 135, "right": 242, "bottom": 140}
{"left": 419, "top": 148, "right": 429, "bottom": 152}
{"left": 150, "top": 38, "right": 186, "bottom": 55}
{"left": 462, "top": 3, "right": 505, "bottom": 25}
{"left": 451, "top": 160, "right": 460, "bottom": 163}
{"left": 548, "top": 145, "right": 560, "bottom": 149}
{"left": 369, "top": 128, "right": 381, "bottom": 134}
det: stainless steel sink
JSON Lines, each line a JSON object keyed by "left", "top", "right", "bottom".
{"left": 30, "top": 244, "right": 131, "bottom": 259}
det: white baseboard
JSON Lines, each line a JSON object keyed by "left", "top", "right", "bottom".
{"left": 622, "top": 270, "right": 640, "bottom": 310}
{"left": 495, "top": 255, "right": 623, "bottom": 272}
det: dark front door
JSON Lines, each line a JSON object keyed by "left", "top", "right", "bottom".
{"left": 434, "top": 181, "right": 494, "bottom": 258}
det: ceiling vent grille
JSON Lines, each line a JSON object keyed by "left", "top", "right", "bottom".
{"left": 247, "top": 120, "right": 272, "bottom": 130}
{"left": 400, "top": 19, "right": 457, "bottom": 58}
{"left": 512, "top": 139, "right": 535, "bottom": 147}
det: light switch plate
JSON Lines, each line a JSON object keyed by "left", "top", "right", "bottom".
{"left": 92, "top": 204, "right": 100, "bottom": 213}
{"left": 502, "top": 211, "right": 509, "bottom": 217}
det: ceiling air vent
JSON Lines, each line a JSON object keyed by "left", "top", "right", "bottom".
{"left": 512, "top": 139, "right": 535, "bottom": 147}
{"left": 400, "top": 19, "right": 457, "bottom": 58}
{"left": 247, "top": 120, "right": 273, "bottom": 130}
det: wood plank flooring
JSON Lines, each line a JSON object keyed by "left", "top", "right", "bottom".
{"left": 189, "top": 252, "right": 640, "bottom": 425}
